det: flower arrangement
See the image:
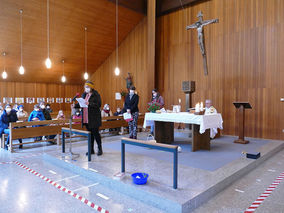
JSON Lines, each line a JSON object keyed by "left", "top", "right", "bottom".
{"left": 147, "top": 102, "right": 162, "bottom": 112}
{"left": 120, "top": 90, "right": 127, "bottom": 97}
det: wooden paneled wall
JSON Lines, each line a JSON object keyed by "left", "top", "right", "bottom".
{"left": 91, "top": 18, "right": 149, "bottom": 112}
{"left": 0, "top": 82, "right": 82, "bottom": 113}
{"left": 91, "top": 0, "right": 283, "bottom": 140}
{"left": 156, "top": 0, "right": 284, "bottom": 140}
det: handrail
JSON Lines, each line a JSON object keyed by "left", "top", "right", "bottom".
{"left": 121, "top": 137, "right": 178, "bottom": 189}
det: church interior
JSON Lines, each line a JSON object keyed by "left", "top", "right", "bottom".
{"left": 0, "top": 0, "right": 283, "bottom": 212}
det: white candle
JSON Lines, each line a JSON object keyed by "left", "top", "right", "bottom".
{"left": 195, "top": 102, "right": 200, "bottom": 112}
{"left": 200, "top": 102, "right": 204, "bottom": 111}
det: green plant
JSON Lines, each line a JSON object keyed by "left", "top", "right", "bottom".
{"left": 120, "top": 90, "right": 127, "bottom": 97}
{"left": 147, "top": 102, "right": 162, "bottom": 112}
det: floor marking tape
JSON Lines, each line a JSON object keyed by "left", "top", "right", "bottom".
{"left": 244, "top": 171, "right": 284, "bottom": 213}
{"left": 54, "top": 175, "right": 80, "bottom": 182}
{"left": 73, "top": 183, "right": 99, "bottom": 192}
{"left": 14, "top": 161, "right": 109, "bottom": 213}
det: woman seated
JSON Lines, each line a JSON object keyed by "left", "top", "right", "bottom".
{"left": 72, "top": 109, "right": 82, "bottom": 124}
{"left": 101, "top": 104, "right": 113, "bottom": 117}
{"left": 0, "top": 104, "right": 23, "bottom": 149}
{"left": 56, "top": 110, "right": 65, "bottom": 120}
{"left": 17, "top": 105, "right": 28, "bottom": 121}
{"left": 101, "top": 104, "right": 113, "bottom": 132}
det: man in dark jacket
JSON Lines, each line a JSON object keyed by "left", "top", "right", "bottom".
{"left": 73, "top": 81, "right": 103, "bottom": 156}
{"left": 0, "top": 104, "right": 22, "bottom": 150}
{"left": 40, "top": 102, "right": 52, "bottom": 120}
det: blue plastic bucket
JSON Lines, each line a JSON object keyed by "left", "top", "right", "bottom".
{"left": 131, "top": 173, "right": 149, "bottom": 185}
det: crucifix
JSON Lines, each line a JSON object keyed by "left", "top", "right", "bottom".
{"left": 186, "top": 11, "right": 219, "bottom": 75}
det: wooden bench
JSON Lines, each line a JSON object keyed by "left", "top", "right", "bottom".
{"left": 7, "top": 119, "right": 74, "bottom": 152}
{"left": 4, "top": 114, "right": 145, "bottom": 152}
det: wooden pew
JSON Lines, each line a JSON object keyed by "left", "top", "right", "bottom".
{"left": 5, "top": 114, "right": 145, "bottom": 152}
{"left": 8, "top": 119, "right": 71, "bottom": 152}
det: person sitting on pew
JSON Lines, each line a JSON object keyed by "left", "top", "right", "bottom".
{"left": 28, "top": 104, "right": 46, "bottom": 141}
{"left": 72, "top": 109, "right": 82, "bottom": 124}
{"left": 114, "top": 107, "right": 124, "bottom": 135}
{"left": 46, "top": 104, "right": 53, "bottom": 113}
{"left": 13, "top": 104, "right": 19, "bottom": 112}
{"left": 40, "top": 102, "right": 52, "bottom": 120}
{"left": 17, "top": 105, "right": 28, "bottom": 120}
{"left": 56, "top": 110, "right": 65, "bottom": 120}
{"left": 0, "top": 104, "right": 23, "bottom": 150}
{"left": 101, "top": 104, "right": 113, "bottom": 117}
{"left": 28, "top": 104, "right": 45, "bottom": 122}
{"left": 0, "top": 102, "right": 4, "bottom": 115}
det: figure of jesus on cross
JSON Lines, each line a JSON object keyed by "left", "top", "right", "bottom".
{"left": 186, "top": 11, "right": 219, "bottom": 75}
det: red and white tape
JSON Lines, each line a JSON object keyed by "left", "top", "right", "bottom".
{"left": 14, "top": 161, "right": 110, "bottom": 213}
{"left": 244, "top": 171, "right": 284, "bottom": 213}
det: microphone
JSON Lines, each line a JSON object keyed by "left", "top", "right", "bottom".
{"left": 72, "top": 93, "right": 80, "bottom": 102}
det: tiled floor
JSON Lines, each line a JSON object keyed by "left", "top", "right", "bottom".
{"left": 0, "top": 132, "right": 283, "bottom": 213}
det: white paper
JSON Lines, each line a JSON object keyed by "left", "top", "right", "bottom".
{"left": 76, "top": 98, "right": 88, "bottom": 108}
{"left": 115, "top": 92, "right": 121, "bottom": 100}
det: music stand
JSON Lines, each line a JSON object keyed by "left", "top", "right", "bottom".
{"left": 233, "top": 102, "right": 252, "bottom": 144}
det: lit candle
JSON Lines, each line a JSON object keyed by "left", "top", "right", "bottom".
{"left": 195, "top": 102, "right": 200, "bottom": 112}
{"left": 200, "top": 102, "right": 204, "bottom": 111}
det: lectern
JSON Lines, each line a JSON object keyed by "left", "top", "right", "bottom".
{"left": 233, "top": 102, "right": 252, "bottom": 144}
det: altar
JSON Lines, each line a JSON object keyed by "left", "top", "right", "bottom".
{"left": 143, "top": 112, "right": 223, "bottom": 151}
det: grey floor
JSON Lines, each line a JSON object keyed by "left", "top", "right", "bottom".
{"left": 0, "top": 132, "right": 283, "bottom": 213}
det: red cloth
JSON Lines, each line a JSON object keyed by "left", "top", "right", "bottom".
{"left": 83, "top": 93, "right": 91, "bottom": 124}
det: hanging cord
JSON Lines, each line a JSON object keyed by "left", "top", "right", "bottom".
{"left": 47, "top": 0, "right": 50, "bottom": 58}
{"left": 84, "top": 27, "right": 87, "bottom": 73}
{"left": 20, "top": 9, "right": 23, "bottom": 66}
{"left": 179, "top": 0, "right": 188, "bottom": 26}
{"left": 116, "top": 0, "right": 118, "bottom": 68}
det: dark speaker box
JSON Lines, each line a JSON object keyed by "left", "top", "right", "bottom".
{"left": 182, "top": 81, "right": 195, "bottom": 93}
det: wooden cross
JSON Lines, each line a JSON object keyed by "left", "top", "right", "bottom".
{"left": 186, "top": 11, "right": 219, "bottom": 75}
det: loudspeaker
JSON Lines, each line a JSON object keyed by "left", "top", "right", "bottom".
{"left": 182, "top": 81, "right": 195, "bottom": 93}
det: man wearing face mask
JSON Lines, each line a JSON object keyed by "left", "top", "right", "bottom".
{"left": 40, "top": 102, "right": 52, "bottom": 120}
{"left": 72, "top": 81, "right": 103, "bottom": 156}
{"left": 46, "top": 104, "right": 53, "bottom": 113}
{"left": 0, "top": 104, "right": 23, "bottom": 150}
{"left": 122, "top": 85, "right": 139, "bottom": 139}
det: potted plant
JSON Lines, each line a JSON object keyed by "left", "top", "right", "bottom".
{"left": 147, "top": 102, "right": 162, "bottom": 113}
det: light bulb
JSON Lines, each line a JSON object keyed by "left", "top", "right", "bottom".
{"left": 19, "top": 65, "right": 25, "bottom": 75}
{"left": 84, "top": 72, "right": 88, "bottom": 80}
{"left": 114, "top": 67, "right": 120, "bottom": 76}
{"left": 2, "top": 71, "right": 7, "bottom": 79}
{"left": 61, "top": 75, "right": 66, "bottom": 83}
{"left": 45, "top": 58, "right": 52, "bottom": 69}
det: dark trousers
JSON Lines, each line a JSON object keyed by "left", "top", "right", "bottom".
{"left": 85, "top": 124, "right": 102, "bottom": 152}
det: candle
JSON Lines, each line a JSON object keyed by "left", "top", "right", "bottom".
{"left": 195, "top": 102, "right": 200, "bottom": 112}
{"left": 200, "top": 102, "right": 204, "bottom": 111}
